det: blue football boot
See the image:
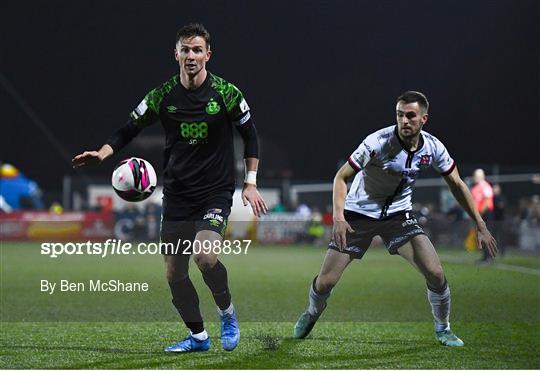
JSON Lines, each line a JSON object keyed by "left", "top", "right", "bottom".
{"left": 164, "top": 333, "right": 210, "bottom": 353}
{"left": 294, "top": 310, "right": 319, "bottom": 339}
{"left": 220, "top": 309, "right": 240, "bottom": 351}
{"left": 294, "top": 303, "right": 326, "bottom": 339}
{"left": 436, "top": 329, "right": 464, "bottom": 347}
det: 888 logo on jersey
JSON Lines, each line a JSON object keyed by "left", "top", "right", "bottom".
{"left": 179, "top": 122, "right": 209, "bottom": 145}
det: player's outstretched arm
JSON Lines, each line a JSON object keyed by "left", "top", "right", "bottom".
{"left": 72, "top": 144, "right": 114, "bottom": 168}
{"left": 443, "top": 166, "right": 498, "bottom": 257}
{"left": 72, "top": 117, "right": 146, "bottom": 169}
{"left": 332, "top": 162, "right": 356, "bottom": 251}
{"left": 241, "top": 157, "right": 268, "bottom": 218}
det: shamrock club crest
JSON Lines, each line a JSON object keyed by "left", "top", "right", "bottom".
{"left": 205, "top": 99, "right": 221, "bottom": 115}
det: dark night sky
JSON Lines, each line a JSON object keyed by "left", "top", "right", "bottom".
{"left": 2, "top": 0, "right": 539, "bottom": 189}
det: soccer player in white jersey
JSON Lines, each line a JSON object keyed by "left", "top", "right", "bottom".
{"left": 293, "top": 91, "right": 497, "bottom": 346}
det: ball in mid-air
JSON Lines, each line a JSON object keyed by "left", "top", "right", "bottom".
{"left": 111, "top": 157, "right": 157, "bottom": 202}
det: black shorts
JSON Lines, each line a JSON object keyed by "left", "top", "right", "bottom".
{"left": 160, "top": 192, "right": 232, "bottom": 255}
{"left": 328, "top": 210, "right": 425, "bottom": 259}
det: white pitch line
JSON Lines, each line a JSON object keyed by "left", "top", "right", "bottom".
{"left": 440, "top": 255, "right": 540, "bottom": 276}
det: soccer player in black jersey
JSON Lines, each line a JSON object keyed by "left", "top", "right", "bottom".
{"left": 73, "top": 23, "right": 267, "bottom": 352}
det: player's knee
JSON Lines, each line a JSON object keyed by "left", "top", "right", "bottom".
{"left": 166, "top": 269, "right": 188, "bottom": 283}
{"left": 426, "top": 266, "right": 445, "bottom": 287}
{"left": 165, "top": 263, "right": 188, "bottom": 282}
{"left": 193, "top": 253, "right": 217, "bottom": 271}
{"left": 316, "top": 274, "right": 337, "bottom": 293}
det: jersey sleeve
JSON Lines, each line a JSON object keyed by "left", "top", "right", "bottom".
{"left": 129, "top": 75, "right": 178, "bottom": 128}
{"left": 211, "top": 75, "right": 251, "bottom": 126}
{"left": 129, "top": 88, "right": 161, "bottom": 128}
{"left": 225, "top": 84, "right": 251, "bottom": 126}
{"left": 348, "top": 133, "right": 380, "bottom": 172}
{"left": 431, "top": 138, "right": 455, "bottom": 176}
{"left": 106, "top": 89, "right": 159, "bottom": 151}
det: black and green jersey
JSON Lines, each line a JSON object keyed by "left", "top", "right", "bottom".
{"left": 108, "top": 72, "right": 253, "bottom": 201}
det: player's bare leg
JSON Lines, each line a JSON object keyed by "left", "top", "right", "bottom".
{"left": 193, "top": 230, "right": 220, "bottom": 270}
{"left": 193, "top": 230, "right": 239, "bottom": 351}
{"left": 397, "top": 235, "right": 445, "bottom": 287}
{"left": 398, "top": 235, "right": 464, "bottom": 347}
{"left": 315, "top": 248, "right": 354, "bottom": 294}
{"left": 294, "top": 249, "right": 353, "bottom": 338}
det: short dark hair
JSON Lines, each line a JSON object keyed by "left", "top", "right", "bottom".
{"left": 176, "top": 23, "right": 211, "bottom": 48}
{"left": 397, "top": 91, "right": 429, "bottom": 112}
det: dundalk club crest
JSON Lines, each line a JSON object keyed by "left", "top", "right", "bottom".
{"left": 419, "top": 154, "right": 431, "bottom": 167}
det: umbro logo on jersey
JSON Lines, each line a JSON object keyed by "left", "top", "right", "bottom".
{"left": 206, "top": 99, "right": 221, "bottom": 115}
{"left": 167, "top": 105, "right": 178, "bottom": 113}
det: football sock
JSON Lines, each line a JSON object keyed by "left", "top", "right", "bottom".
{"left": 201, "top": 260, "right": 232, "bottom": 311}
{"left": 190, "top": 330, "right": 209, "bottom": 341}
{"left": 308, "top": 275, "right": 331, "bottom": 317}
{"left": 217, "top": 303, "right": 235, "bottom": 316}
{"left": 427, "top": 279, "right": 451, "bottom": 332}
{"left": 168, "top": 278, "right": 204, "bottom": 334}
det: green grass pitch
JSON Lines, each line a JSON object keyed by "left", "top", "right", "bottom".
{"left": 1, "top": 242, "right": 539, "bottom": 369}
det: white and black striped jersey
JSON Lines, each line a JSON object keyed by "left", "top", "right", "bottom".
{"left": 345, "top": 125, "right": 455, "bottom": 219}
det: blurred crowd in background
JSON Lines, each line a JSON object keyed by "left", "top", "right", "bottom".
{"left": 2, "top": 162, "right": 540, "bottom": 255}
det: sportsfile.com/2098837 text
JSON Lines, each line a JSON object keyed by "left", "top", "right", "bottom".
{"left": 40, "top": 239, "right": 252, "bottom": 258}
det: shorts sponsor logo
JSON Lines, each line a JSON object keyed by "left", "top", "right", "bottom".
{"left": 402, "top": 218, "right": 418, "bottom": 227}
{"left": 203, "top": 212, "right": 224, "bottom": 226}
